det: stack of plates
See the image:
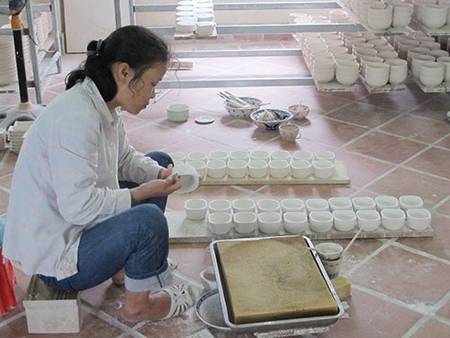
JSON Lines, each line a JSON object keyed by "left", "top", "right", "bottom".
{"left": 7, "top": 121, "right": 33, "bottom": 154}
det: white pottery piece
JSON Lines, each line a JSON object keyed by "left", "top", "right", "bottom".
{"left": 406, "top": 208, "right": 432, "bottom": 231}
{"left": 356, "top": 209, "right": 381, "bottom": 231}
{"left": 185, "top": 198, "right": 208, "bottom": 220}
{"left": 208, "top": 212, "right": 233, "bottom": 235}
{"left": 309, "top": 211, "right": 334, "bottom": 232}
{"left": 333, "top": 210, "right": 357, "bottom": 231}
{"left": 381, "top": 209, "right": 406, "bottom": 230}
{"left": 283, "top": 212, "right": 308, "bottom": 233}
{"left": 233, "top": 212, "right": 258, "bottom": 234}
{"left": 258, "top": 212, "right": 282, "bottom": 234}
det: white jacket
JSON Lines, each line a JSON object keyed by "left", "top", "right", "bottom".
{"left": 3, "top": 78, "right": 162, "bottom": 280}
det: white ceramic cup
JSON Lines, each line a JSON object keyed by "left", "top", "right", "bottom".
{"left": 209, "top": 150, "right": 229, "bottom": 161}
{"left": 169, "top": 151, "right": 186, "bottom": 162}
{"left": 328, "top": 197, "right": 353, "bottom": 211}
{"left": 352, "top": 197, "right": 376, "bottom": 211}
{"left": 399, "top": 195, "right": 424, "bottom": 210}
{"left": 392, "top": 2, "right": 413, "bottom": 28}
{"left": 290, "top": 159, "right": 313, "bottom": 179}
{"left": 293, "top": 150, "right": 314, "bottom": 161}
{"left": 309, "top": 211, "right": 334, "bottom": 232}
{"left": 422, "top": 4, "right": 447, "bottom": 29}
{"left": 258, "top": 212, "right": 283, "bottom": 234}
{"left": 184, "top": 198, "right": 208, "bottom": 220}
{"left": 229, "top": 150, "right": 249, "bottom": 161}
{"left": 305, "top": 198, "right": 329, "bottom": 212}
{"left": 279, "top": 123, "right": 301, "bottom": 142}
{"left": 375, "top": 195, "right": 399, "bottom": 211}
{"left": 281, "top": 198, "right": 305, "bottom": 212}
{"left": 386, "top": 58, "right": 408, "bottom": 85}
{"left": 208, "top": 199, "right": 232, "bottom": 213}
{"left": 257, "top": 199, "right": 281, "bottom": 213}
{"left": 250, "top": 150, "right": 270, "bottom": 162}
{"left": 412, "top": 54, "right": 436, "bottom": 79}
{"left": 207, "top": 159, "right": 226, "bottom": 178}
{"left": 271, "top": 150, "right": 292, "bottom": 161}
{"left": 248, "top": 159, "right": 268, "bottom": 178}
{"left": 333, "top": 210, "right": 357, "bottom": 231}
{"left": 208, "top": 212, "right": 233, "bottom": 235}
{"left": 187, "top": 151, "right": 207, "bottom": 162}
{"left": 284, "top": 212, "right": 308, "bottom": 233}
{"left": 312, "top": 159, "right": 335, "bottom": 179}
{"left": 381, "top": 208, "right": 406, "bottom": 230}
{"left": 356, "top": 209, "right": 381, "bottom": 231}
{"left": 232, "top": 198, "right": 256, "bottom": 213}
{"left": 365, "top": 62, "right": 390, "bottom": 87}
{"left": 172, "top": 163, "right": 200, "bottom": 193}
{"left": 314, "top": 150, "right": 336, "bottom": 162}
{"left": 437, "top": 56, "right": 450, "bottom": 82}
{"left": 227, "top": 159, "right": 248, "bottom": 178}
{"left": 420, "top": 61, "right": 444, "bottom": 87}
{"left": 186, "top": 160, "right": 207, "bottom": 178}
{"left": 406, "top": 208, "right": 432, "bottom": 231}
{"left": 233, "top": 212, "right": 258, "bottom": 234}
{"left": 269, "top": 159, "right": 290, "bottom": 178}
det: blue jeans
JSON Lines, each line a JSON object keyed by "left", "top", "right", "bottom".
{"left": 39, "top": 151, "right": 174, "bottom": 292}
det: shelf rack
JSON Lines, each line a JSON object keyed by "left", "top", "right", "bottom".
{"left": 0, "top": 0, "right": 63, "bottom": 104}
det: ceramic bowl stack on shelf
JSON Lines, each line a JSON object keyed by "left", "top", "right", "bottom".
{"left": 413, "top": 0, "right": 450, "bottom": 30}
{"left": 7, "top": 121, "right": 33, "bottom": 154}
{"left": 169, "top": 150, "right": 340, "bottom": 180}
{"left": 175, "top": 0, "right": 216, "bottom": 37}
{"left": 183, "top": 194, "right": 432, "bottom": 238}
{"left": 290, "top": 9, "right": 350, "bottom": 24}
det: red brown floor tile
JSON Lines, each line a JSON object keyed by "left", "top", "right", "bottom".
{"left": 169, "top": 244, "right": 210, "bottom": 284}
{"left": 319, "top": 288, "right": 422, "bottom": 338}
{"left": 381, "top": 115, "right": 450, "bottom": 144}
{"left": 327, "top": 101, "right": 400, "bottom": 128}
{"left": 412, "top": 319, "right": 450, "bottom": 338}
{"left": 356, "top": 89, "right": 431, "bottom": 113}
{"left": 351, "top": 245, "right": 450, "bottom": 304}
{"left": 404, "top": 147, "right": 450, "bottom": 180}
{"left": 436, "top": 299, "right": 450, "bottom": 320}
{"left": 345, "top": 131, "right": 427, "bottom": 164}
{"left": 366, "top": 167, "right": 450, "bottom": 208}
{"left": 409, "top": 94, "right": 450, "bottom": 122}
{"left": 435, "top": 135, "right": 450, "bottom": 150}
{"left": 436, "top": 200, "right": 450, "bottom": 216}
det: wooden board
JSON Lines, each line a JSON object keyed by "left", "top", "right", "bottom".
{"left": 314, "top": 79, "right": 355, "bottom": 93}
{"left": 216, "top": 237, "right": 338, "bottom": 324}
{"left": 166, "top": 211, "right": 434, "bottom": 243}
{"left": 201, "top": 161, "right": 350, "bottom": 186}
{"left": 361, "top": 76, "right": 406, "bottom": 94}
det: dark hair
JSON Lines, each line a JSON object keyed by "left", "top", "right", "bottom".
{"left": 65, "top": 25, "right": 169, "bottom": 102}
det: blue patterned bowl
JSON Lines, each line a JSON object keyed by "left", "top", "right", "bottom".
{"left": 250, "top": 109, "right": 294, "bottom": 130}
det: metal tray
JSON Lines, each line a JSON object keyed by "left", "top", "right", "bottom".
{"left": 210, "top": 235, "right": 345, "bottom": 332}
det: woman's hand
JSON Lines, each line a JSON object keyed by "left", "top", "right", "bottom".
{"left": 158, "top": 164, "right": 174, "bottom": 179}
{"left": 130, "top": 174, "right": 181, "bottom": 203}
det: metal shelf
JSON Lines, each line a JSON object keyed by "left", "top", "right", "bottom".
{"left": 172, "top": 48, "right": 302, "bottom": 58}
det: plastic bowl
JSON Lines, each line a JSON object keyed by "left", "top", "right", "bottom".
{"left": 250, "top": 109, "right": 293, "bottom": 130}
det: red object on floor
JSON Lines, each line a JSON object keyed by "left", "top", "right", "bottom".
{"left": 0, "top": 249, "right": 17, "bottom": 317}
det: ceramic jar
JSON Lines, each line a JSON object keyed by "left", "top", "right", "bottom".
{"left": 365, "top": 62, "right": 390, "bottom": 87}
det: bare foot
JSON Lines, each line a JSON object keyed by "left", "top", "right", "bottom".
{"left": 112, "top": 269, "right": 125, "bottom": 287}
{"left": 121, "top": 290, "right": 171, "bottom": 321}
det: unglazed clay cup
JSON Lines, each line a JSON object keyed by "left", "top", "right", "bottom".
{"left": 375, "top": 195, "right": 399, "bottom": 211}
{"left": 209, "top": 150, "right": 229, "bottom": 161}
{"left": 283, "top": 212, "right": 308, "bottom": 233}
{"left": 233, "top": 212, "right": 258, "bottom": 235}
{"left": 229, "top": 150, "right": 249, "bottom": 161}
{"left": 309, "top": 211, "right": 334, "bottom": 233}
{"left": 328, "top": 197, "right": 353, "bottom": 211}
{"left": 227, "top": 159, "right": 248, "bottom": 178}
{"left": 281, "top": 198, "right": 305, "bottom": 212}
{"left": 306, "top": 198, "right": 329, "bottom": 212}
{"left": 207, "top": 159, "right": 226, "bottom": 178}
{"left": 271, "top": 150, "right": 292, "bottom": 161}
{"left": 381, "top": 208, "right": 406, "bottom": 230}
{"left": 257, "top": 199, "right": 281, "bottom": 213}
{"left": 290, "top": 159, "right": 313, "bottom": 179}
{"left": 258, "top": 212, "right": 282, "bottom": 234}
{"left": 208, "top": 212, "right": 233, "bottom": 235}
{"left": 314, "top": 150, "right": 336, "bottom": 162}
{"left": 250, "top": 150, "right": 270, "bottom": 162}
{"left": 406, "top": 208, "right": 432, "bottom": 231}
{"left": 269, "top": 159, "right": 290, "bottom": 178}
{"left": 232, "top": 198, "right": 256, "bottom": 213}
{"left": 248, "top": 159, "right": 268, "bottom": 178}
{"left": 333, "top": 210, "right": 357, "bottom": 231}
{"left": 312, "top": 159, "right": 335, "bottom": 179}
{"left": 208, "top": 199, "right": 232, "bottom": 213}
{"left": 279, "top": 123, "right": 301, "bottom": 142}
{"left": 356, "top": 209, "right": 381, "bottom": 231}
{"left": 293, "top": 150, "right": 314, "bottom": 161}
{"left": 184, "top": 198, "right": 208, "bottom": 220}
{"left": 187, "top": 151, "right": 207, "bottom": 162}
{"left": 399, "top": 195, "right": 424, "bottom": 210}
{"left": 352, "top": 197, "right": 376, "bottom": 211}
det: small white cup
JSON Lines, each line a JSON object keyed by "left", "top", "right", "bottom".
{"left": 233, "top": 212, "right": 258, "bottom": 234}
{"left": 375, "top": 195, "right": 399, "bottom": 211}
{"left": 333, "top": 210, "right": 357, "bottom": 231}
{"left": 328, "top": 197, "right": 353, "bottom": 211}
{"left": 187, "top": 160, "right": 207, "bottom": 178}
{"left": 284, "top": 212, "right": 308, "bottom": 233}
{"left": 406, "top": 209, "right": 432, "bottom": 231}
{"left": 271, "top": 150, "right": 292, "bottom": 161}
{"left": 227, "top": 159, "right": 248, "bottom": 178}
{"left": 290, "top": 159, "right": 313, "bottom": 179}
{"left": 184, "top": 199, "right": 208, "bottom": 220}
{"left": 169, "top": 151, "right": 186, "bottom": 162}
{"left": 257, "top": 199, "right": 281, "bottom": 213}
{"left": 207, "top": 159, "right": 226, "bottom": 178}
{"left": 250, "top": 150, "right": 270, "bottom": 162}
{"left": 306, "top": 198, "right": 329, "bottom": 212}
{"left": 399, "top": 195, "right": 424, "bottom": 210}
{"left": 209, "top": 150, "right": 229, "bottom": 161}
{"left": 208, "top": 199, "right": 232, "bottom": 213}
{"left": 248, "top": 159, "right": 268, "bottom": 178}
{"left": 309, "top": 211, "right": 334, "bottom": 233}
{"left": 281, "top": 198, "right": 305, "bottom": 212}
{"left": 258, "top": 212, "right": 282, "bottom": 234}
{"left": 187, "top": 151, "right": 207, "bottom": 162}
{"left": 356, "top": 210, "right": 381, "bottom": 231}
{"left": 232, "top": 199, "right": 256, "bottom": 213}
{"left": 352, "top": 197, "right": 376, "bottom": 211}
{"left": 292, "top": 150, "right": 314, "bottom": 162}
{"left": 314, "top": 150, "right": 336, "bottom": 162}
{"left": 312, "top": 159, "right": 335, "bottom": 179}
{"left": 208, "top": 212, "right": 233, "bottom": 235}
{"left": 229, "top": 150, "right": 249, "bottom": 161}
{"left": 381, "top": 209, "right": 406, "bottom": 230}
{"left": 269, "top": 160, "right": 290, "bottom": 178}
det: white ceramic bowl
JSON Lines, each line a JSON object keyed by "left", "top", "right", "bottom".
{"left": 250, "top": 150, "right": 270, "bottom": 162}
{"left": 333, "top": 210, "right": 357, "bottom": 231}
{"left": 184, "top": 198, "right": 208, "bottom": 220}
{"left": 352, "top": 197, "right": 376, "bottom": 211}
{"left": 399, "top": 195, "right": 424, "bottom": 210}
{"left": 248, "top": 159, "right": 268, "bottom": 178}
{"left": 290, "top": 159, "right": 313, "bottom": 179}
{"left": 292, "top": 150, "right": 314, "bottom": 161}
{"left": 312, "top": 159, "right": 335, "bottom": 179}
{"left": 306, "top": 198, "right": 329, "bottom": 212}
{"left": 208, "top": 212, "right": 233, "bottom": 235}
{"left": 227, "top": 159, "right": 248, "bottom": 178}
{"left": 232, "top": 199, "right": 256, "bottom": 213}
{"left": 186, "top": 160, "right": 207, "bottom": 177}
{"left": 375, "top": 195, "right": 399, "bottom": 211}
{"left": 309, "top": 211, "right": 334, "bottom": 233}
{"left": 167, "top": 103, "right": 190, "bottom": 122}
{"left": 356, "top": 210, "right": 381, "bottom": 231}
{"left": 269, "top": 159, "right": 290, "bottom": 178}
{"left": 208, "top": 199, "right": 232, "bottom": 213}
{"left": 314, "top": 150, "right": 336, "bottom": 162}
{"left": 381, "top": 208, "right": 406, "bottom": 230}
{"left": 328, "top": 197, "right": 353, "bottom": 211}
{"left": 283, "top": 212, "right": 308, "bottom": 233}
{"left": 233, "top": 212, "right": 257, "bottom": 234}
{"left": 258, "top": 212, "right": 282, "bottom": 234}
{"left": 209, "top": 150, "right": 229, "bottom": 161}
{"left": 206, "top": 159, "right": 226, "bottom": 178}
{"left": 406, "top": 208, "right": 432, "bottom": 231}
{"left": 229, "top": 150, "right": 249, "bottom": 161}
{"left": 224, "top": 96, "right": 262, "bottom": 119}
{"left": 271, "top": 150, "right": 291, "bottom": 161}
{"left": 281, "top": 198, "right": 305, "bottom": 212}
{"left": 257, "top": 199, "right": 281, "bottom": 213}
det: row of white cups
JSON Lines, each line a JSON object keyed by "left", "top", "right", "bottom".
{"left": 170, "top": 150, "right": 338, "bottom": 179}
{"left": 175, "top": 0, "right": 216, "bottom": 36}
{"left": 184, "top": 195, "right": 431, "bottom": 236}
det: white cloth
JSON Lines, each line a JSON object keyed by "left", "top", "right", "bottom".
{"left": 3, "top": 78, "right": 163, "bottom": 280}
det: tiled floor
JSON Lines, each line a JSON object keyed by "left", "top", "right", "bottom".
{"left": 1, "top": 32, "right": 450, "bottom": 337}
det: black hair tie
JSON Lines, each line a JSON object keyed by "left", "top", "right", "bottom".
{"left": 86, "top": 39, "right": 104, "bottom": 57}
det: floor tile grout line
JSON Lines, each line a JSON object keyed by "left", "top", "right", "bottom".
{"left": 173, "top": 270, "right": 203, "bottom": 290}
{"left": 398, "top": 165, "right": 450, "bottom": 183}
{"left": 345, "top": 238, "right": 396, "bottom": 276}
{"left": 431, "top": 194, "right": 450, "bottom": 211}
{"left": 390, "top": 241, "right": 450, "bottom": 267}
{"left": 80, "top": 299, "right": 146, "bottom": 338}
{"left": 434, "top": 211, "right": 450, "bottom": 220}
{"left": 402, "top": 316, "right": 432, "bottom": 338}
{"left": 0, "top": 311, "right": 25, "bottom": 329}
